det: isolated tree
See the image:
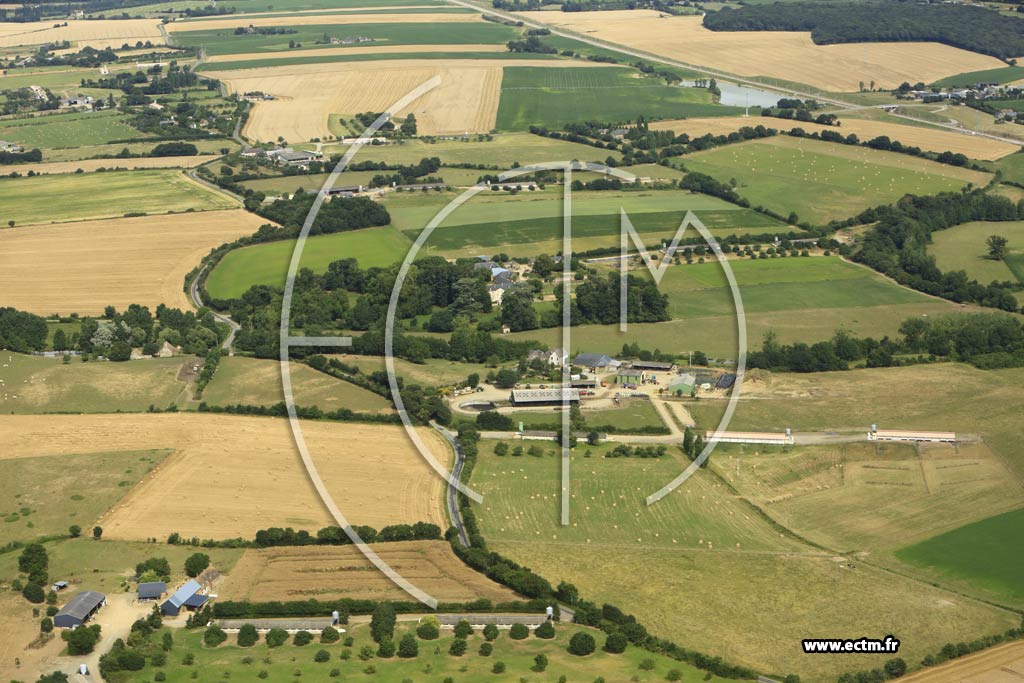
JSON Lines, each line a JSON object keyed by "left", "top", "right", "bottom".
{"left": 448, "top": 638, "right": 467, "bottom": 656}
{"left": 483, "top": 624, "right": 499, "bottom": 641}
{"left": 320, "top": 626, "right": 340, "bottom": 644}
{"left": 534, "top": 621, "right": 555, "bottom": 639}
{"left": 68, "top": 524, "right": 81, "bottom": 538}
{"left": 509, "top": 623, "right": 529, "bottom": 640}
{"left": 22, "top": 582, "right": 45, "bottom": 603}
{"left": 568, "top": 631, "right": 596, "bottom": 656}
{"left": 293, "top": 630, "right": 313, "bottom": 646}
{"left": 203, "top": 625, "right": 227, "bottom": 647}
{"left": 987, "top": 235, "right": 1009, "bottom": 260}
{"left": 533, "top": 653, "right": 549, "bottom": 672}
{"left": 603, "top": 631, "right": 628, "bottom": 654}
{"left": 184, "top": 553, "right": 210, "bottom": 578}
{"left": 62, "top": 624, "right": 101, "bottom": 655}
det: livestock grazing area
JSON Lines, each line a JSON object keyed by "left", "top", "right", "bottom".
{"left": 220, "top": 541, "right": 519, "bottom": 603}
{"left": 928, "top": 220, "right": 1024, "bottom": 289}
{"left": 0, "top": 414, "right": 451, "bottom": 540}
{"left": 0, "top": 210, "right": 264, "bottom": 315}
{"left": 520, "top": 10, "right": 1003, "bottom": 91}
{"left": 678, "top": 135, "right": 990, "bottom": 225}
{"left": 0, "top": 352, "right": 190, "bottom": 413}
{"left": 0, "top": 169, "right": 240, "bottom": 226}
{"left": 469, "top": 439, "right": 1021, "bottom": 682}
{"left": 495, "top": 67, "right": 740, "bottom": 131}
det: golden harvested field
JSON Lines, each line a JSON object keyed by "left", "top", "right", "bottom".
{"left": 205, "top": 43, "right": 506, "bottom": 63}
{"left": 898, "top": 641, "right": 1024, "bottom": 683}
{"left": 649, "top": 115, "right": 1020, "bottom": 160}
{"left": 0, "top": 210, "right": 265, "bottom": 315}
{"left": 220, "top": 542, "right": 520, "bottom": 603}
{"left": 0, "top": 413, "right": 451, "bottom": 539}
{"left": 0, "top": 18, "right": 164, "bottom": 49}
{"left": 6, "top": 155, "right": 220, "bottom": 175}
{"left": 165, "top": 12, "right": 483, "bottom": 32}
{"left": 522, "top": 10, "right": 1004, "bottom": 91}
{"left": 219, "top": 59, "right": 610, "bottom": 141}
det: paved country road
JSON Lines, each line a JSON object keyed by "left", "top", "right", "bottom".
{"left": 432, "top": 422, "right": 470, "bottom": 547}
{"left": 189, "top": 264, "right": 239, "bottom": 355}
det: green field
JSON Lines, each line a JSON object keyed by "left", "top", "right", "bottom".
{"left": 201, "top": 356, "right": 393, "bottom": 412}
{"left": 657, "top": 256, "right": 930, "bottom": 319}
{"left": 679, "top": 135, "right": 990, "bottom": 225}
{"left": 328, "top": 354, "right": 486, "bottom": 386}
{"left": 1, "top": 169, "right": 240, "bottom": 225}
{"left": 113, "top": 622, "right": 720, "bottom": 683}
{"left": 503, "top": 398, "right": 667, "bottom": 433}
{"left": 993, "top": 151, "right": 1024, "bottom": 184}
{"left": 928, "top": 220, "right": 1024, "bottom": 286}
{"left": 501, "top": 542, "right": 1019, "bottom": 683}
{"left": 471, "top": 439, "right": 805, "bottom": 552}
{"left": 0, "top": 352, "right": 190, "bottom": 413}
{"left": 0, "top": 449, "right": 170, "bottom": 544}
{"left": 175, "top": 21, "right": 518, "bottom": 56}
{"left": 496, "top": 66, "right": 741, "bottom": 131}
{"left": 932, "top": 65, "right": 1024, "bottom": 87}
{"left": 338, "top": 131, "right": 613, "bottom": 168}
{"left": 97, "top": 0, "right": 446, "bottom": 15}
{"left": 0, "top": 110, "right": 146, "bottom": 149}
{"left": 37, "top": 138, "right": 236, "bottom": 163}
{"left": 689, "top": 362, "right": 1024, "bottom": 483}
{"left": 205, "top": 225, "right": 412, "bottom": 300}
{"left": 896, "top": 507, "right": 1024, "bottom": 606}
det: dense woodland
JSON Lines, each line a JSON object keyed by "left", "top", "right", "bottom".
{"left": 703, "top": 2, "right": 1024, "bottom": 61}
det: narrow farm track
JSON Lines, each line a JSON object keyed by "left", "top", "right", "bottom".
{"left": 432, "top": 421, "right": 470, "bottom": 547}
{"left": 190, "top": 264, "right": 239, "bottom": 355}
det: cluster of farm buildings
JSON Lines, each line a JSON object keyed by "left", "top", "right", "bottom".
{"left": 49, "top": 575, "right": 213, "bottom": 630}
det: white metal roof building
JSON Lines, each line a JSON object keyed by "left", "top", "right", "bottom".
{"left": 868, "top": 429, "right": 957, "bottom": 443}
{"left": 705, "top": 431, "right": 794, "bottom": 445}
{"left": 510, "top": 388, "right": 580, "bottom": 405}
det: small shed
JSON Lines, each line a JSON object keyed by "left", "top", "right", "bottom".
{"left": 138, "top": 582, "right": 167, "bottom": 601}
{"left": 51, "top": 581, "right": 69, "bottom": 592}
{"left": 54, "top": 590, "right": 106, "bottom": 628}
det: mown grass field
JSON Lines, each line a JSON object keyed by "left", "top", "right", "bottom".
{"left": 707, "top": 440, "right": 1023, "bottom": 570}
{"left": 657, "top": 256, "right": 931, "bottom": 318}
{"left": 470, "top": 439, "right": 807, "bottom": 552}
{"left": 0, "top": 109, "right": 146, "bottom": 149}
{"left": 115, "top": 622, "right": 719, "bottom": 683}
{"left": 496, "top": 66, "right": 740, "bottom": 131}
{"left": 0, "top": 449, "right": 170, "bottom": 544}
{"left": 201, "top": 356, "right": 393, "bottom": 412}
{"left": 932, "top": 65, "right": 1024, "bottom": 87}
{"left": 204, "top": 225, "right": 412, "bottom": 300}
{"left": 328, "top": 354, "right": 484, "bottom": 386}
{"left": 1, "top": 169, "right": 239, "bottom": 225}
{"left": 0, "top": 352, "right": 189, "bottom": 413}
{"left": 37, "top": 137, "right": 236, "bottom": 162}
{"left": 896, "top": 507, "right": 1024, "bottom": 607}
{"left": 500, "top": 542, "right": 1020, "bottom": 683}
{"left": 928, "top": 220, "right": 1024, "bottom": 286}
{"left": 331, "top": 131, "right": 614, "bottom": 167}
{"left": 174, "top": 21, "right": 518, "bottom": 56}
{"left": 504, "top": 398, "right": 666, "bottom": 432}
{"left": 679, "top": 135, "right": 990, "bottom": 225}
{"left": 197, "top": 50, "right": 551, "bottom": 72}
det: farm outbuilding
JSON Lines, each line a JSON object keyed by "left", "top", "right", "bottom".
{"left": 53, "top": 590, "right": 106, "bottom": 628}
{"left": 705, "top": 431, "right": 794, "bottom": 445}
{"left": 510, "top": 388, "right": 580, "bottom": 406}
{"left": 868, "top": 429, "right": 957, "bottom": 443}
{"left": 616, "top": 368, "right": 646, "bottom": 384}
{"left": 138, "top": 582, "right": 167, "bottom": 601}
{"left": 629, "top": 360, "right": 675, "bottom": 371}
{"left": 161, "top": 579, "right": 209, "bottom": 616}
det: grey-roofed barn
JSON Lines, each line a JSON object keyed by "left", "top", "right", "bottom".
{"left": 53, "top": 590, "right": 105, "bottom": 628}
{"left": 573, "top": 353, "right": 613, "bottom": 369}
{"left": 510, "top": 388, "right": 579, "bottom": 405}
{"left": 138, "top": 582, "right": 166, "bottom": 601}
{"left": 161, "top": 579, "right": 204, "bottom": 616}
